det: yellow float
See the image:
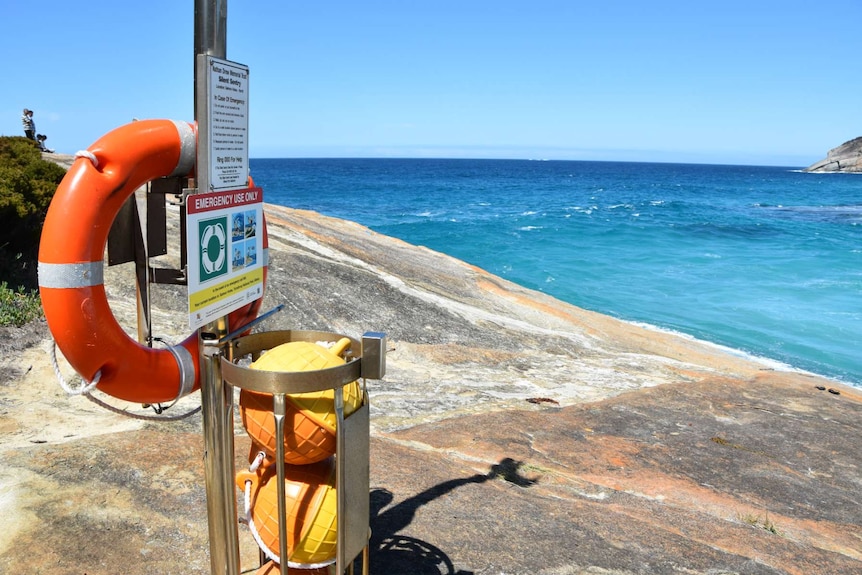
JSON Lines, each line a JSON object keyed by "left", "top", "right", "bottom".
{"left": 239, "top": 338, "right": 363, "bottom": 465}
{"left": 237, "top": 457, "right": 338, "bottom": 569}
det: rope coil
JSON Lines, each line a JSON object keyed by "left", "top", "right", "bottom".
{"left": 73, "top": 150, "right": 98, "bottom": 167}
{"left": 51, "top": 341, "right": 101, "bottom": 395}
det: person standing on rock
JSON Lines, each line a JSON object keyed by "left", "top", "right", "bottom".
{"left": 22, "top": 108, "right": 35, "bottom": 140}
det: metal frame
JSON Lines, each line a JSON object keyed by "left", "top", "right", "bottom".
{"left": 215, "top": 330, "right": 385, "bottom": 574}
{"left": 190, "top": 3, "right": 387, "bottom": 573}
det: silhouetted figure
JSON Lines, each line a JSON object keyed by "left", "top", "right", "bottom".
{"left": 368, "top": 458, "right": 536, "bottom": 574}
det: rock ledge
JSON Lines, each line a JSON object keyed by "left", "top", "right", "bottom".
{"left": 804, "top": 136, "right": 862, "bottom": 172}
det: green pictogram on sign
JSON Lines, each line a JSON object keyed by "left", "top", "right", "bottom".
{"left": 199, "top": 216, "right": 228, "bottom": 282}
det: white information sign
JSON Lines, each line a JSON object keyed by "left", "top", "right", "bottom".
{"left": 207, "top": 57, "right": 249, "bottom": 191}
{"left": 186, "top": 187, "right": 264, "bottom": 330}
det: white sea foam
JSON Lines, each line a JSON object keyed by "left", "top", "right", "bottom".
{"left": 254, "top": 158, "right": 862, "bottom": 387}
{"left": 625, "top": 319, "right": 821, "bottom": 376}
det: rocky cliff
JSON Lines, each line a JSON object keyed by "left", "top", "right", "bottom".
{"left": 804, "top": 136, "right": 862, "bottom": 172}
{"left": 1, "top": 162, "right": 860, "bottom": 574}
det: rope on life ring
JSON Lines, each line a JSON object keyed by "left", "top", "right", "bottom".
{"left": 38, "top": 119, "right": 266, "bottom": 405}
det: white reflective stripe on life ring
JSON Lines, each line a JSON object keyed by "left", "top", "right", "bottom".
{"left": 162, "top": 342, "right": 198, "bottom": 399}
{"left": 170, "top": 120, "right": 197, "bottom": 177}
{"left": 38, "top": 261, "right": 104, "bottom": 289}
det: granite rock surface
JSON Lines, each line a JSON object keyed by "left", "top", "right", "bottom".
{"left": 1, "top": 169, "right": 860, "bottom": 574}
{"left": 804, "top": 136, "right": 862, "bottom": 172}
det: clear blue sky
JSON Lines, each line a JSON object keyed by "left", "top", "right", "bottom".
{"left": 3, "top": 1, "right": 860, "bottom": 166}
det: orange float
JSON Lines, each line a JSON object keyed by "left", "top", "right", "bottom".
{"left": 237, "top": 457, "right": 339, "bottom": 569}
{"left": 38, "top": 119, "right": 266, "bottom": 404}
{"left": 240, "top": 338, "right": 363, "bottom": 465}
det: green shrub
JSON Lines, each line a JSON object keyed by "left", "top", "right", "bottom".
{"left": 0, "top": 281, "right": 43, "bottom": 327}
{"left": 0, "top": 136, "right": 42, "bottom": 168}
{"left": 0, "top": 136, "right": 67, "bottom": 290}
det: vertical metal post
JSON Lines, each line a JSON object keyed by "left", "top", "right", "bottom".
{"left": 133, "top": 193, "right": 152, "bottom": 346}
{"left": 195, "top": 2, "right": 238, "bottom": 575}
{"left": 195, "top": 0, "right": 228, "bottom": 60}
{"left": 201, "top": 324, "right": 239, "bottom": 575}
{"left": 335, "top": 386, "right": 346, "bottom": 575}
{"left": 273, "top": 394, "right": 290, "bottom": 574}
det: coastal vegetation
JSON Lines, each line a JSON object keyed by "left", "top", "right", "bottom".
{"left": 739, "top": 511, "right": 783, "bottom": 536}
{"left": 0, "top": 136, "right": 65, "bottom": 325}
{"left": 0, "top": 281, "right": 44, "bottom": 326}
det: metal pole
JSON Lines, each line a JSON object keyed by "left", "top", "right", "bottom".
{"left": 195, "top": 2, "right": 239, "bottom": 575}
{"left": 273, "top": 395, "right": 290, "bottom": 574}
{"left": 201, "top": 325, "right": 239, "bottom": 575}
{"left": 195, "top": 0, "right": 228, "bottom": 59}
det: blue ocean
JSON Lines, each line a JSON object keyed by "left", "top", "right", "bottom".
{"left": 250, "top": 158, "right": 861, "bottom": 387}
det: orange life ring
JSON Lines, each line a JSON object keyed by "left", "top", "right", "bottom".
{"left": 38, "top": 119, "right": 267, "bottom": 404}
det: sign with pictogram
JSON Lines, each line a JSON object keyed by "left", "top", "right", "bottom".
{"left": 199, "top": 216, "right": 228, "bottom": 281}
{"left": 186, "top": 187, "right": 264, "bottom": 330}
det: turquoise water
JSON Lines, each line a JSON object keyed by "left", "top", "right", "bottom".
{"left": 250, "top": 158, "right": 862, "bottom": 386}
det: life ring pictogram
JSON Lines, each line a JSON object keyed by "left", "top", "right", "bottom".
{"left": 201, "top": 221, "right": 227, "bottom": 274}
{"left": 38, "top": 119, "right": 268, "bottom": 404}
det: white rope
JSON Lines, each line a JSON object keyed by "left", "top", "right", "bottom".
{"left": 250, "top": 450, "right": 266, "bottom": 472}
{"left": 74, "top": 149, "right": 98, "bottom": 167}
{"left": 243, "top": 453, "right": 267, "bottom": 535}
{"left": 246, "top": 489, "right": 280, "bottom": 565}
{"left": 50, "top": 340, "right": 201, "bottom": 421}
{"left": 51, "top": 341, "right": 101, "bottom": 395}
{"left": 240, "top": 453, "right": 266, "bottom": 524}
{"left": 83, "top": 393, "right": 201, "bottom": 422}
{"left": 243, "top": 474, "right": 280, "bottom": 564}
{"left": 240, "top": 480, "right": 251, "bottom": 525}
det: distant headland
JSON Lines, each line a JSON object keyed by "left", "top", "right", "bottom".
{"left": 804, "top": 136, "right": 862, "bottom": 172}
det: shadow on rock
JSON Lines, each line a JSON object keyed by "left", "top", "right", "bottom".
{"left": 368, "top": 458, "right": 535, "bottom": 575}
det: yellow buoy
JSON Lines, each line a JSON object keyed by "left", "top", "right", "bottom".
{"left": 240, "top": 338, "right": 363, "bottom": 465}
{"left": 237, "top": 457, "right": 338, "bottom": 568}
